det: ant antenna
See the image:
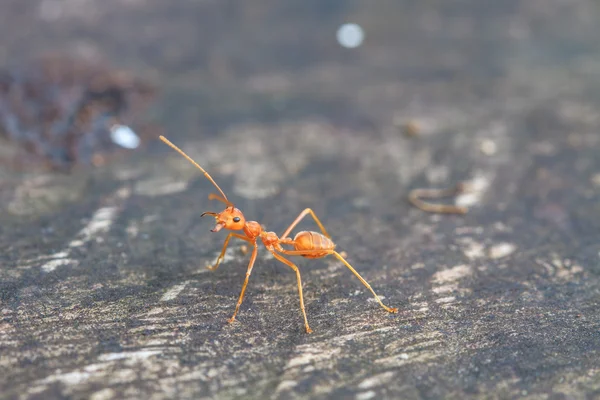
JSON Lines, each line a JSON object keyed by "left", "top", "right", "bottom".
{"left": 159, "top": 135, "right": 233, "bottom": 208}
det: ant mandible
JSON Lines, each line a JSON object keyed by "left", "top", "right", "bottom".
{"left": 159, "top": 135, "right": 398, "bottom": 333}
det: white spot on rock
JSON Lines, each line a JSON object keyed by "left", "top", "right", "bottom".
{"left": 336, "top": 23, "right": 365, "bottom": 48}
{"left": 479, "top": 139, "right": 497, "bottom": 155}
{"left": 275, "top": 380, "right": 298, "bottom": 392}
{"left": 356, "top": 391, "right": 377, "bottom": 400}
{"left": 458, "top": 238, "right": 486, "bottom": 260}
{"left": 488, "top": 242, "right": 517, "bottom": 259}
{"left": 432, "top": 284, "right": 455, "bottom": 294}
{"left": 90, "top": 388, "right": 116, "bottom": 400}
{"left": 456, "top": 174, "right": 491, "bottom": 208}
{"left": 97, "top": 349, "right": 163, "bottom": 362}
{"left": 41, "top": 258, "right": 74, "bottom": 273}
{"left": 358, "top": 371, "right": 396, "bottom": 389}
{"left": 110, "top": 124, "right": 140, "bottom": 149}
{"left": 432, "top": 264, "right": 472, "bottom": 284}
{"left": 435, "top": 296, "right": 456, "bottom": 304}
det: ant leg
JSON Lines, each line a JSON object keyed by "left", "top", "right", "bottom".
{"left": 207, "top": 233, "right": 251, "bottom": 271}
{"left": 281, "top": 208, "right": 331, "bottom": 240}
{"left": 268, "top": 250, "right": 312, "bottom": 333}
{"left": 408, "top": 184, "right": 468, "bottom": 214}
{"left": 278, "top": 249, "right": 398, "bottom": 314}
{"left": 332, "top": 251, "right": 398, "bottom": 313}
{"left": 228, "top": 243, "right": 258, "bottom": 324}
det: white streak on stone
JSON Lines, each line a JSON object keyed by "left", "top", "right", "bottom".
{"left": 69, "top": 207, "right": 118, "bottom": 248}
{"left": 90, "top": 388, "right": 116, "bottom": 400}
{"left": 40, "top": 258, "right": 74, "bottom": 273}
{"left": 356, "top": 391, "right": 377, "bottom": 400}
{"left": 358, "top": 371, "right": 395, "bottom": 389}
{"left": 275, "top": 380, "right": 298, "bottom": 392}
{"left": 456, "top": 174, "right": 491, "bottom": 207}
{"left": 42, "top": 370, "right": 92, "bottom": 386}
{"left": 488, "top": 242, "right": 517, "bottom": 259}
{"left": 160, "top": 282, "right": 189, "bottom": 302}
{"left": 435, "top": 296, "right": 456, "bottom": 304}
{"left": 97, "top": 349, "right": 163, "bottom": 362}
{"left": 40, "top": 188, "right": 128, "bottom": 272}
{"left": 459, "top": 238, "right": 486, "bottom": 260}
{"left": 432, "top": 264, "right": 472, "bottom": 284}
{"left": 432, "top": 284, "right": 455, "bottom": 294}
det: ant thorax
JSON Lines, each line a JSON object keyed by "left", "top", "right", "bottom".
{"left": 243, "top": 221, "right": 262, "bottom": 239}
{"left": 260, "top": 231, "right": 279, "bottom": 247}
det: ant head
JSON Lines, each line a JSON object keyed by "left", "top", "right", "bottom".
{"left": 201, "top": 207, "right": 246, "bottom": 232}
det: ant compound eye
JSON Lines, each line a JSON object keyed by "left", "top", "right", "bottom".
{"left": 233, "top": 217, "right": 241, "bottom": 223}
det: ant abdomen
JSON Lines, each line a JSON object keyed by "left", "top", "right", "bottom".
{"left": 293, "top": 231, "right": 335, "bottom": 258}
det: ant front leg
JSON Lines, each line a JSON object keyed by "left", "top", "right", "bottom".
{"left": 228, "top": 243, "right": 258, "bottom": 324}
{"left": 278, "top": 249, "right": 399, "bottom": 314}
{"left": 207, "top": 232, "right": 251, "bottom": 271}
{"left": 280, "top": 208, "right": 332, "bottom": 240}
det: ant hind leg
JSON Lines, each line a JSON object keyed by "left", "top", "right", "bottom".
{"left": 280, "top": 248, "right": 398, "bottom": 314}
{"left": 269, "top": 250, "right": 313, "bottom": 334}
{"left": 332, "top": 251, "right": 398, "bottom": 313}
{"left": 280, "top": 208, "right": 331, "bottom": 240}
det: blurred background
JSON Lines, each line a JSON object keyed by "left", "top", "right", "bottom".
{"left": 2, "top": 0, "right": 600, "bottom": 171}
{"left": 2, "top": 1, "right": 600, "bottom": 399}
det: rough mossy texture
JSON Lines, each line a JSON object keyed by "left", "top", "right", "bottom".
{"left": 2, "top": 1, "right": 600, "bottom": 399}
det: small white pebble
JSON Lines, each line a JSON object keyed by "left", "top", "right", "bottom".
{"left": 336, "top": 23, "right": 364, "bottom": 48}
{"left": 90, "top": 388, "right": 116, "bottom": 400}
{"left": 110, "top": 124, "right": 140, "bottom": 149}
{"left": 356, "top": 391, "right": 377, "bottom": 400}
{"left": 488, "top": 243, "right": 517, "bottom": 259}
{"left": 480, "top": 139, "right": 497, "bottom": 155}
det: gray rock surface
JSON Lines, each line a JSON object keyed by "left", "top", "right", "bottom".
{"left": 1, "top": 1, "right": 600, "bottom": 399}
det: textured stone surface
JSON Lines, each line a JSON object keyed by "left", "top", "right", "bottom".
{"left": 1, "top": 1, "right": 600, "bottom": 399}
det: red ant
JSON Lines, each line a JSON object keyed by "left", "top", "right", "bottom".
{"left": 159, "top": 135, "right": 398, "bottom": 333}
